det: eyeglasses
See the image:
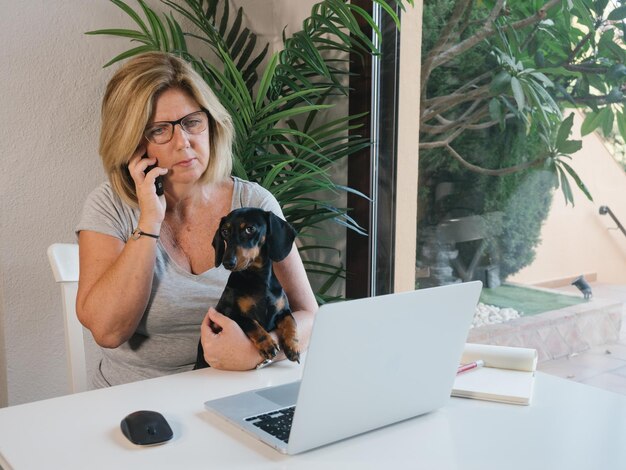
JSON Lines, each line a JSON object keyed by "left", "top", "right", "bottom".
{"left": 144, "top": 110, "right": 209, "bottom": 145}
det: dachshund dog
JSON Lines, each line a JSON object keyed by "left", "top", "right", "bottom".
{"left": 194, "top": 207, "right": 300, "bottom": 369}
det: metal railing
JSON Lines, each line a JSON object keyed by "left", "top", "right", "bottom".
{"left": 599, "top": 205, "right": 626, "bottom": 238}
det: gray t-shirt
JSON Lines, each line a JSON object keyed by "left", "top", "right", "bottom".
{"left": 76, "top": 177, "right": 283, "bottom": 388}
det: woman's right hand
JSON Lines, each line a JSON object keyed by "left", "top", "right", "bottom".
{"left": 127, "top": 146, "right": 168, "bottom": 229}
{"left": 77, "top": 146, "right": 168, "bottom": 348}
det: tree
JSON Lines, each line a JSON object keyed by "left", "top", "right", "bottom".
{"left": 420, "top": 0, "right": 626, "bottom": 205}
{"left": 418, "top": 0, "right": 626, "bottom": 285}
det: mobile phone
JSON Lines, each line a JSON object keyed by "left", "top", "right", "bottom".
{"left": 143, "top": 154, "right": 164, "bottom": 196}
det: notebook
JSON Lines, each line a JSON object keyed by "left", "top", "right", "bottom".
{"left": 452, "top": 343, "right": 537, "bottom": 405}
{"left": 203, "top": 281, "right": 482, "bottom": 455}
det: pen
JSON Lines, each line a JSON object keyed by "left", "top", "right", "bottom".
{"left": 457, "top": 359, "right": 484, "bottom": 375}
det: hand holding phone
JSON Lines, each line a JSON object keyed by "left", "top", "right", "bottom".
{"left": 143, "top": 155, "right": 164, "bottom": 196}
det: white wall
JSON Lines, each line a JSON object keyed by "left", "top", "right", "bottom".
{"left": 509, "top": 111, "right": 626, "bottom": 286}
{"left": 0, "top": 1, "right": 134, "bottom": 406}
{"left": 1, "top": 0, "right": 333, "bottom": 407}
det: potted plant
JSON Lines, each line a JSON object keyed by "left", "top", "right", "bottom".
{"left": 88, "top": 0, "right": 412, "bottom": 301}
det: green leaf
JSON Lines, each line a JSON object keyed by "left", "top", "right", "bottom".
{"left": 601, "top": 107, "right": 614, "bottom": 136}
{"left": 109, "top": 0, "right": 149, "bottom": 35}
{"left": 510, "top": 76, "right": 525, "bottom": 111}
{"left": 559, "top": 160, "right": 593, "bottom": 202}
{"left": 243, "top": 42, "right": 269, "bottom": 84}
{"left": 100, "top": 45, "right": 156, "bottom": 68}
{"left": 595, "top": 0, "right": 609, "bottom": 15}
{"left": 226, "top": 7, "right": 243, "bottom": 48}
{"left": 261, "top": 160, "right": 292, "bottom": 188}
{"left": 608, "top": 5, "right": 626, "bottom": 21}
{"left": 218, "top": 0, "right": 230, "bottom": 37}
{"left": 370, "top": 0, "right": 401, "bottom": 29}
{"left": 529, "top": 71, "right": 553, "bottom": 88}
{"left": 557, "top": 140, "right": 583, "bottom": 154}
{"left": 607, "top": 64, "right": 626, "bottom": 81}
{"left": 84, "top": 28, "right": 149, "bottom": 41}
{"left": 138, "top": 0, "right": 164, "bottom": 49}
{"left": 165, "top": 14, "right": 188, "bottom": 53}
{"left": 571, "top": 0, "right": 594, "bottom": 20}
{"left": 618, "top": 111, "right": 626, "bottom": 142}
{"left": 255, "top": 105, "right": 334, "bottom": 128}
{"left": 491, "top": 71, "right": 512, "bottom": 93}
{"left": 556, "top": 113, "right": 575, "bottom": 147}
{"left": 255, "top": 53, "right": 279, "bottom": 110}
{"left": 258, "top": 87, "right": 328, "bottom": 116}
{"left": 205, "top": 0, "right": 218, "bottom": 21}
{"left": 580, "top": 109, "right": 606, "bottom": 136}
{"left": 537, "top": 67, "right": 582, "bottom": 78}
{"left": 232, "top": 27, "right": 251, "bottom": 61}
{"left": 605, "top": 41, "right": 626, "bottom": 63}
{"left": 556, "top": 166, "right": 574, "bottom": 206}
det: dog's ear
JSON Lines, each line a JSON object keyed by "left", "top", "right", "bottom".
{"left": 212, "top": 218, "right": 227, "bottom": 267}
{"left": 266, "top": 211, "right": 297, "bottom": 262}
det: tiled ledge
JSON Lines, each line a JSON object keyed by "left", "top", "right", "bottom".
{"left": 467, "top": 297, "right": 624, "bottom": 362}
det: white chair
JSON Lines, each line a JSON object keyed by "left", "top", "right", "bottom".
{"left": 47, "top": 243, "right": 87, "bottom": 393}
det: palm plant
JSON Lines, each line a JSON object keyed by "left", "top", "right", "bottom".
{"left": 88, "top": 0, "right": 411, "bottom": 302}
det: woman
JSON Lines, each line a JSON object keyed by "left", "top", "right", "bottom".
{"left": 76, "top": 52, "right": 317, "bottom": 388}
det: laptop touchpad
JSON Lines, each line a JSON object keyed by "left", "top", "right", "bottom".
{"left": 256, "top": 382, "right": 301, "bottom": 407}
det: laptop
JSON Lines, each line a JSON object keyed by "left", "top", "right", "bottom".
{"left": 203, "top": 281, "right": 482, "bottom": 454}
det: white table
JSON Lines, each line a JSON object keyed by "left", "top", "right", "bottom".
{"left": 0, "top": 362, "right": 625, "bottom": 470}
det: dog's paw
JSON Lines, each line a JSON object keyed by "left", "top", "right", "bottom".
{"left": 209, "top": 320, "right": 223, "bottom": 334}
{"left": 281, "top": 336, "right": 300, "bottom": 363}
{"left": 276, "top": 315, "right": 300, "bottom": 363}
{"left": 283, "top": 345, "right": 300, "bottom": 363}
{"left": 258, "top": 339, "right": 280, "bottom": 360}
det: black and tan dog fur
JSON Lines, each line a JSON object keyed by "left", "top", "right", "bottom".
{"left": 194, "top": 207, "right": 300, "bottom": 369}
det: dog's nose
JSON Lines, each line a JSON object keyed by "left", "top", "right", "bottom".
{"left": 222, "top": 256, "right": 236, "bottom": 270}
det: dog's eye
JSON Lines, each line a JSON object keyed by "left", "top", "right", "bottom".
{"left": 220, "top": 228, "right": 229, "bottom": 238}
{"left": 244, "top": 226, "right": 256, "bottom": 235}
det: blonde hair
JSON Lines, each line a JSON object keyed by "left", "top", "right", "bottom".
{"left": 99, "top": 52, "right": 234, "bottom": 206}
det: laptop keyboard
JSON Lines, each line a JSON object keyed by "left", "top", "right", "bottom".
{"left": 245, "top": 406, "right": 295, "bottom": 443}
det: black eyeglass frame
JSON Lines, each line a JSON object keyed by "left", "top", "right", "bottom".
{"left": 143, "top": 109, "right": 210, "bottom": 145}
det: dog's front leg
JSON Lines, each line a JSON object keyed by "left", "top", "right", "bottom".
{"left": 235, "top": 316, "right": 280, "bottom": 361}
{"left": 275, "top": 313, "right": 300, "bottom": 363}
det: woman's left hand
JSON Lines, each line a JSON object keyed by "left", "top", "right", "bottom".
{"left": 200, "top": 308, "right": 264, "bottom": 370}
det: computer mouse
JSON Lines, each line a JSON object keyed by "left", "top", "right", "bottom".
{"left": 120, "top": 410, "right": 173, "bottom": 445}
